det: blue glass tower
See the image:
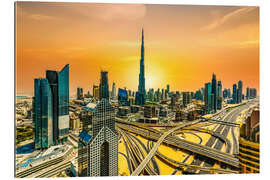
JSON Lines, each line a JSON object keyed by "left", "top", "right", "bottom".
{"left": 34, "top": 64, "right": 69, "bottom": 149}
{"left": 58, "top": 64, "right": 70, "bottom": 138}
{"left": 137, "top": 28, "right": 146, "bottom": 105}
{"left": 118, "top": 88, "right": 129, "bottom": 106}
{"left": 33, "top": 78, "right": 53, "bottom": 149}
{"left": 204, "top": 82, "right": 212, "bottom": 114}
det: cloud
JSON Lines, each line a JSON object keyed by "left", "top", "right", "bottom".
{"left": 201, "top": 6, "right": 257, "bottom": 31}
{"left": 71, "top": 3, "right": 146, "bottom": 21}
{"left": 28, "top": 14, "right": 56, "bottom": 21}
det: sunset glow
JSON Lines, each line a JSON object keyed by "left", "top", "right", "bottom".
{"left": 16, "top": 2, "right": 259, "bottom": 96}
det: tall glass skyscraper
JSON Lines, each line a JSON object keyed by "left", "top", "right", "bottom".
{"left": 34, "top": 64, "right": 69, "bottom": 149}
{"left": 137, "top": 28, "right": 146, "bottom": 105}
{"left": 238, "top": 80, "right": 243, "bottom": 103}
{"left": 99, "top": 71, "right": 109, "bottom": 100}
{"left": 204, "top": 82, "right": 212, "bottom": 114}
{"left": 217, "top": 81, "right": 222, "bottom": 98}
{"left": 211, "top": 73, "right": 217, "bottom": 112}
{"left": 58, "top": 64, "right": 70, "bottom": 138}
{"left": 33, "top": 78, "right": 53, "bottom": 149}
{"left": 233, "top": 83, "right": 237, "bottom": 104}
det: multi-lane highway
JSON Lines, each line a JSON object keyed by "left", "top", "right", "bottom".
{"left": 117, "top": 99, "right": 258, "bottom": 175}
{"left": 184, "top": 99, "right": 258, "bottom": 174}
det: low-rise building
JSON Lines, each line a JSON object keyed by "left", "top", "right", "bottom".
{"left": 239, "top": 108, "right": 260, "bottom": 173}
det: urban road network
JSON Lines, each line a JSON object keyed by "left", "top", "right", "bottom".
{"left": 115, "top": 98, "right": 258, "bottom": 176}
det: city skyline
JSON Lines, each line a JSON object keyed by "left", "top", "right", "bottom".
{"left": 16, "top": 2, "right": 259, "bottom": 96}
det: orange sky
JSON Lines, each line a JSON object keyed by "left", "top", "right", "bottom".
{"left": 16, "top": 2, "right": 259, "bottom": 97}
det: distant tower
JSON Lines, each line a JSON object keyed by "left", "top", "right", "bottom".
{"left": 233, "top": 84, "right": 237, "bottom": 104}
{"left": 217, "top": 81, "right": 222, "bottom": 98}
{"left": 112, "top": 82, "right": 116, "bottom": 100}
{"left": 238, "top": 80, "right": 243, "bottom": 103}
{"left": 99, "top": 71, "right": 109, "bottom": 100}
{"left": 204, "top": 82, "right": 212, "bottom": 114}
{"left": 138, "top": 28, "right": 146, "bottom": 104}
{"left": 211, "top": 73, "right": 217, "bottom": 112}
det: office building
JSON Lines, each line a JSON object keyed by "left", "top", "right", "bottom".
{"left": 239, "top": 108, "right": 260, "bottom": 173}
{"left": 34, "top": 64, "right": 69, "bottom": 149}
{"left": 233, "top": 84, "right": 237, "bottom": 104}
{"left": 250, "top": 88, "right": 257, "bottom": 99}
{"left": 99, "top": 71, "right": 109, "bottom": 100}
{"left": 135, "top": 91, "right": 145, "bottom": 106}
{"left": 246, "top": 87, "right": 250, "bottom": 100}
{"left": 78, "top": 98, "right": 118, "bottom": 177}
{"left": 144, "top": 104, "right": 159, "bottom": 118}
{"left": 33, "top": 78, "right": 53, "bottom": 149}
{"left": 182, "top": 92, "right": 191, "bottom": 107}
{"left": 118, "top": 88, "right": 129, "bottom": 106}
{"left": 204, "top": 82, "right": 212, "bottom": 114}
{"left": 166, "top": 84, "right": 170, "bottom": 94}
{"left": 77, "top": 87, "right": 83, "bottom": 100}
{"left": 93, "top": 85, "right": 99, "bottom": 100}
{"left": 217, "top": 81, "right": 222, "bottom": 98}
{"left": 111, "top": 82, "right": 116, "bottom": 100}
{"left": 238, "top": 80, "right": 243, "bottom": 103}
{"left": 211, "top": 73, "right": 217, "bottom": 112}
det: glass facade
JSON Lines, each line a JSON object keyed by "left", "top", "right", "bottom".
{"left": 99, "top": 71, "right": 109, "bottom": 100}
{"left": 204, "top": 82, "right": 212, "bottom": 114}
{"left": 34, "top": 64, "right": 69, "bottom": 149}
{"left": 58, "top": 64, "right": 70, "bottom": 137}
{"left": 118, "top": 88, "right": 128, "bottom": 106}
{"left": 211, "top": 73, "right": 217, "bottom": 112}
{"left": 34, "top": 78, "right": 53, "bottom": 149}
{"left": 46, "top": 70, "right": 59, "bottom": 144}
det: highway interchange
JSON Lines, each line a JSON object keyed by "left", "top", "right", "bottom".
{"left": 117, "top": 98, "right": 259, "bottom": 175}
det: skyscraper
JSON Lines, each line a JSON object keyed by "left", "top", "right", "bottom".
{"left": 238, "top": 80, "right": 243, "bottom": 103}
{"left": 166, "top": 84, "right": 170, "bottom": 94}
{"left": 34, "top": 64, "right": 69, "bottom": 148}
{"left": 211, "top": 73, "right": 217, "bottom": 112}
{"left": 137, "top": 28, "right": 146, "bottom": 105}
{"left": 99, "top": 71, "right": 109, "bottom": 100}
{"left": 118, "top": 88, "right": 129, "bottom": 106}
{"left": 233, "top": 83, "right": 237, "bottom": 104}
{"left": 33, "top": 78, "right": 53, "bottom": 149}
{"left": 57, "top": 64, "right": 70, "bottom": 138}
{"left": 246, "top": 87, "right": 250, "bottom": 100}
{"left": 78, "top": 99, "right": 118, "bottom": 177}
{"left": 111, "top": 82, "right": 116, "bottom": 100}
{"left": 204, "top": 82, "right": 212, "bottom": 114}
{"left": 217, "top": 81, "right": 222, "bottom": 98}
{"left": 93, "top": 85, "right": 99, "bottom": 100}
{"left": 77, "top": 87, "right": 83, "bottom": 100}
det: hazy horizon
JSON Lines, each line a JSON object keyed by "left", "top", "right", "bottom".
{"left": 16, "top": 2, "right": 259, "bottom": 97}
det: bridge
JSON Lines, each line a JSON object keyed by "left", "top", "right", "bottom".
{"left": 125, "top": 119, "right": 203, "bottom": 176}
{"left": 116, "top": 121, "right": 239, "bottom": 176}
{"left": 201, "top": 117, "right": 240, "bottom": 126}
